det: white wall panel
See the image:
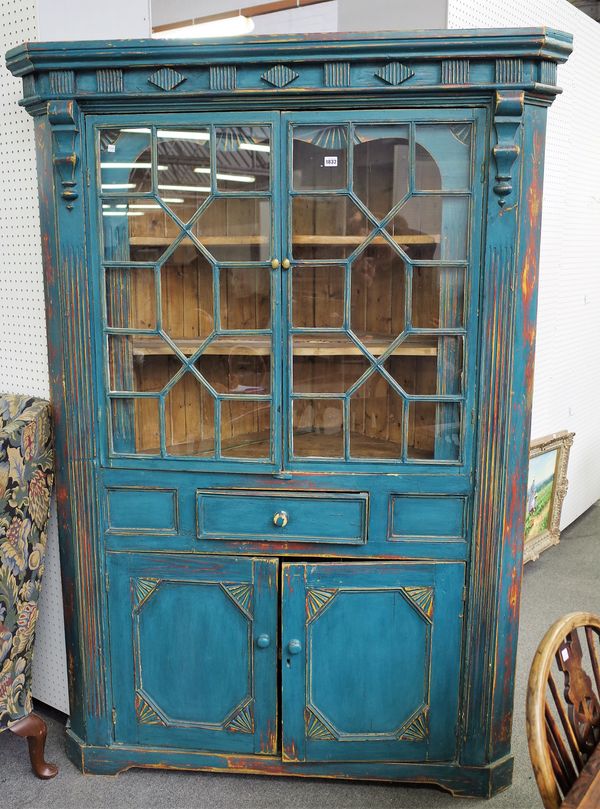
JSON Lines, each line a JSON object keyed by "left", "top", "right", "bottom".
{"left": 0, "top": 0, "right": 70, "bottom": 714}
{"left": 447, "top": 0, "right": 600, "bottom": 528}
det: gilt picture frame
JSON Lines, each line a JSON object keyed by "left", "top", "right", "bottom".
{"left": 524, "top": 431, "right": 575, "bottom": 564}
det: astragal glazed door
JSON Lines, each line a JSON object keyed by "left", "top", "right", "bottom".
{"left": 281, "top": 561, "right": 465, "bottom": 762}
{"left": 92, "top": 108, "right": 483, "bottom": 473}
{"left": 107, "top": 554, "right": 278, "bottom": 754}
{"left": 281, "top": 109, "right": 484, "bottom": 471}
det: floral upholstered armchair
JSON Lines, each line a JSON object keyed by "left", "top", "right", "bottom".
{"left": 0, "top": 395, "right": 57, "bottom": 778}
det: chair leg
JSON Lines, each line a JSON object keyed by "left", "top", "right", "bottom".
{"left": 9, "top": 712, "right": 58, "bottom": 779}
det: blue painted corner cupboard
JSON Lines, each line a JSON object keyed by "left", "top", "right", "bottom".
{"left": 6, "top": 28, "right": 572, "bottom": 797}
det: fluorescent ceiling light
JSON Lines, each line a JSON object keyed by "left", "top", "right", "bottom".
{"left": 100, "top": 163, "right": 167, "bottom": 170}
{"left": 128, "top": 204, "right": 163, "bottom": 210}
{"left": 117, "top": 129, "right": 210, "bottom": 141}
{"left": 102, "top": 211, "right": 144, "bottom": 217}
{"left": 157, "top": 130, "right": 210, "bottom": 141}
{"left": 101, "top": 183, "right": 136, "bottom": 189}
{"left": 162, "top": 197, "right": 184, "bottom": 203}
{"left": 194, "top": 167, "right": 255, "bottom": 183}
{"left": 158, "top": 184, "right": 211, "bottom": 193}
{"left": 239, "top": 142, "right": 270, "bottom": 153}
{"left": 152, "top": 15, "right": 255, "bottom": 40}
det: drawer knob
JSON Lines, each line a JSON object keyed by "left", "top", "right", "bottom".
{"left": 256, "top": 634, "right": 270, "bottom": 649}
{"left": 273, "top": 510, "right": 289, "bottom": 528}
{"left": 287, "top": 639, "right": 302, "bottom": 655}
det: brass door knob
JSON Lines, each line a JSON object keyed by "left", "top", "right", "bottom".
{"left": 282, "top": 258, "right": 291, "bottom": 269}
{"left": 271, "top": 258, "right": 280, "bottom": 269}
{"left": 273, "top": 510, "right": 289, "bottom": 528}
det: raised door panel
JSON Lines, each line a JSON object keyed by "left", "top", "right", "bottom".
{"left": 107, "top": 553, "right": 278, "bottom": 754}
{"left": 281, "top": 561, "right": 464, "bottom": 762}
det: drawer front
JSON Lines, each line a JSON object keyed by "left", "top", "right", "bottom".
{"left": 197, "top": 490, "right": 368, "bottom": 545}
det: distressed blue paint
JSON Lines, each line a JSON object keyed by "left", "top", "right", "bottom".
{"left": 6, "top": 29, "right": 571, "bottom": 797}
{"left": 196, "top": 490, "right": 368, "bottom": 544}
{"left": 282, "top": 561, "right": 464, "bottom": 762}
{"left": 107, "top": 553, "right": 278, "bottom": 754}
{"left": 390, "top": 495, "right": 466, "bottom": 539}
{"left": 106, "top": 487, "right": 178, "bottom": 533}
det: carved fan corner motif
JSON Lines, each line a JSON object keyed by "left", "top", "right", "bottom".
{"left": 399, "top": 707, "right": 429, "bottom": 742}
{"left": 227, "top": 701, "right": 254, "bottom": 734}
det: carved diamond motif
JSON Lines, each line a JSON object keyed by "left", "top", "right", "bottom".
{"left": 374, "top": 62, "right": 414, "bottom": 86}
{"left": 261, "top": 64, "right": 299, "bottom": 88}
{"left": 148, "top": 67, "right": 187, "bottom": 91}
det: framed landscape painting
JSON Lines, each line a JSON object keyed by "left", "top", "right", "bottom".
{"left": 524, "top": 431, "right": 575, "bottom": 564}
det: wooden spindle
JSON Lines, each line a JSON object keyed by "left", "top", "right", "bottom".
{"left": 548, "top": 671, "right": 585, "bottom": 771}
{"left": 585, "top": 627, "right": 600, "bottom": 699}
{"left": 546, "top": 702, "right": 578, "bottom": 786}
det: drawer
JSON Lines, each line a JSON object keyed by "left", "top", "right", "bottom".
{"left": 196, "top": 489, "right": 368, "bottom": 545}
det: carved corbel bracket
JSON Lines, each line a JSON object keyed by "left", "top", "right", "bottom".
{"left": 492, "top": 91, "right": 524, "bottom": 206}
{"left": 47, "top": 100, "right": 80, "bottom": 211}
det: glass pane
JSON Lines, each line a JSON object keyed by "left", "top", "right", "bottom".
{"left": 156, "top": 129, "right": 211, "bottom": 217}
{"left": 293, "top": 333, "right": 370, "bottom": 393}
{"left": 108, "top": 335, "right": 179, "bottom": 392}
{"left": 350, "top": 244, "right": 406, "bottom": 347}
{"left": 292, "top": 266, "right": 344, "bottom": 328}
{"left": 220, "top": 268, "right": 270, "bottom": 330}
{"left": 165, "top": 374, "right": 215, "bottom": 456}
{"left": 387, "top": 196, "right": 469, "bottom": 260}
{"left": 412, "top": 266, "right": 465, "bottom": 328}
{"left": 110, "top": 397, "right": 160, "bottom": 455}
{"left": 193, "top": 197, "right": 271, "bottom": 262}
{"left": 384, "top": 336, "right": 463, "bottom": 395}
{"left": 293, "top": 399, "right": 344, "bottom": 458}
{"left": 221, "top": 400, "right": 270, "bottom": 458}
{"left": 415, "top": 124, "right": 472, "bottom": 191}
{"left": 408, "top": 402, "right": 461, "bottom": 461}
{"left": 349, "top": 372, "right": 403, "bottom": 459}
{"left": 160, "top": 245, "right": 214, "bottom": 354}
{"left": 293, "top": 125, "right": 348, "bottom": 191}
{"left": 99, "top": 128, "right": 151, "bottom": 193}
{"left": 102, "top": 198, "right": 178, "bottom": 262}
{"left": 196, "top": 339, "right": 270, "bottom": 394}
{"left": 216, "top": 126, "right": 270, "bottom": 192}
{"left": 353, "top": 125, "right": 409, "bottom": 218}
{"left": 105, "top": 268, "right": 156, "bottom": 330}
{"left": 292, "top": 195, "right": 371, "bottom": 260}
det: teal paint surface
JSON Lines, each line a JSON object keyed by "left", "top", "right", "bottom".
{"left": 6, "top": 29, "right": 572, "bottom": 796}
{"left": 197, "top": 489, "right": 368, "bottom": 544}
{"left": 107, "top": 487, "right": 178, "bottom": 533}
{"left": 390, "top": 495, "right": 466, "bottom": 539}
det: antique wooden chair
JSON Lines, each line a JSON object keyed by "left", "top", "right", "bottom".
{"left": 527, "top": 612, "right": 600, "bottom": 808}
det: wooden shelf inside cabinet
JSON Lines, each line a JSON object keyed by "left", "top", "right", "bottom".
{"left": 130, "top": 334, "right": 439, "bottom": 358}
{"left": 140, "top": 431, "right": 432, "bottom": 461}
{"left": 127, "top": 234, "right": 440, "bottom": 247}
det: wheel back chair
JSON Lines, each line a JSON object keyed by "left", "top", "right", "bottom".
{"left": 527, "top": 612, "right": 600, "bottom": 808}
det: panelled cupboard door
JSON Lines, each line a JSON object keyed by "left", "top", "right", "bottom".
{"left": 107, "top": 553, "right": 278, "bottom": 754}
{"left": 281, "top": 561, "right": 464, "bottom": 762}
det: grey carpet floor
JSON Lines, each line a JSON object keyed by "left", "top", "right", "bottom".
{"left": 1, "top": 501, "right": 599, "bottom": 808}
